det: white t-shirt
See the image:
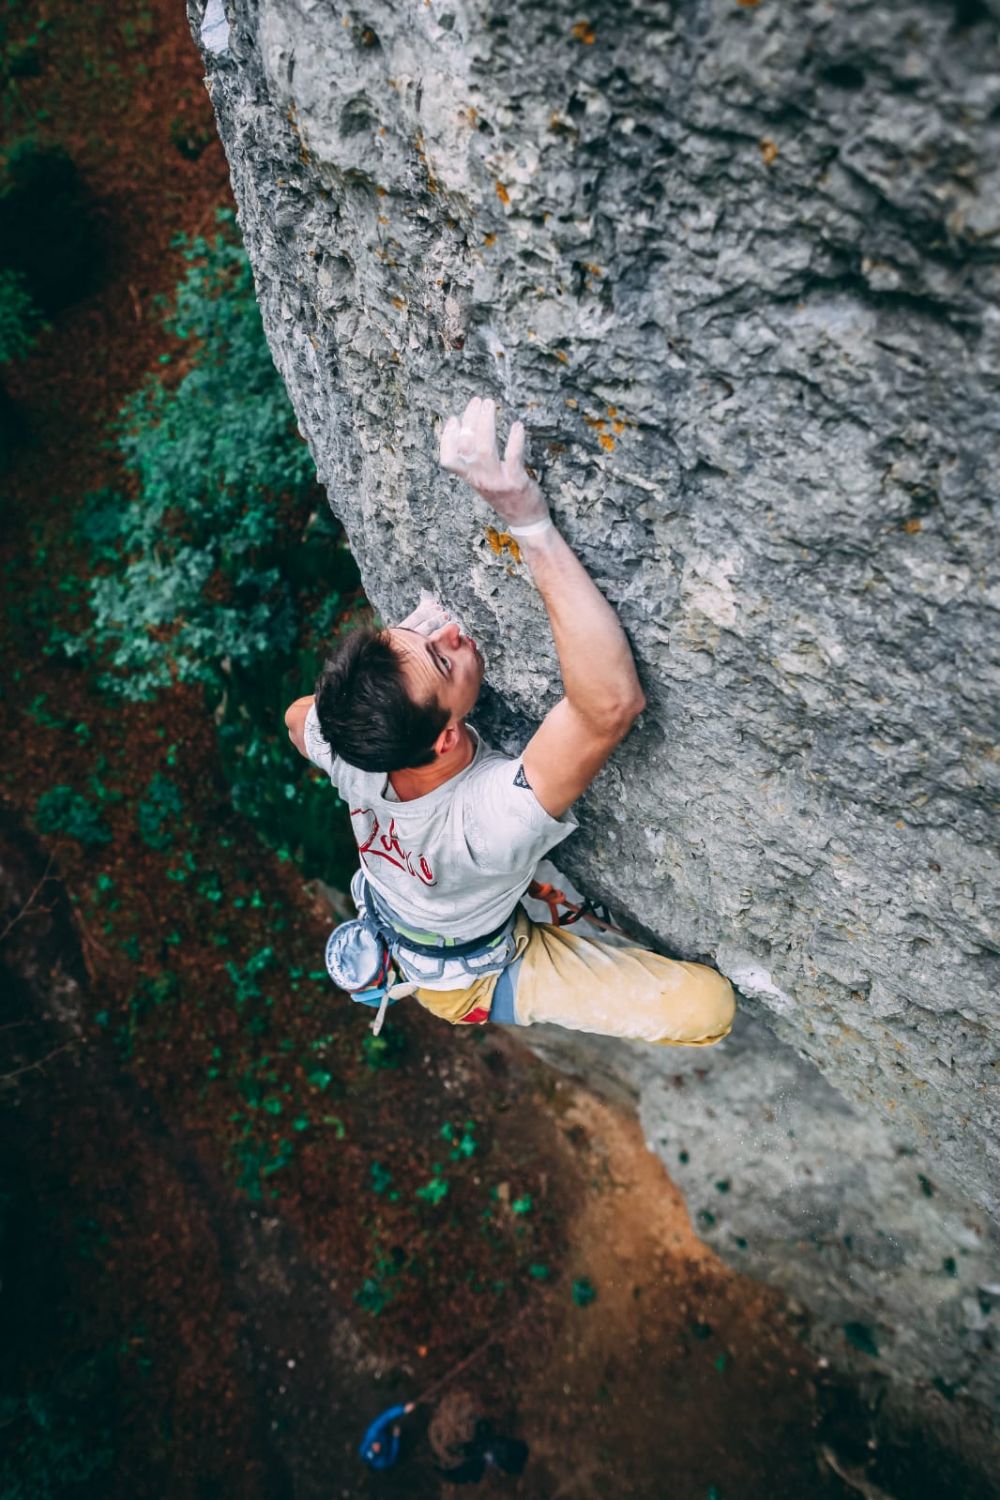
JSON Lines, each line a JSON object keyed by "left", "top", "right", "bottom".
{"left": 303, "top": 704, "right": 577, "bottom": 985}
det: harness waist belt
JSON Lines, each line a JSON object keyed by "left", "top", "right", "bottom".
{"left": 362, "top": 878, "right": 516, "bottom": 960}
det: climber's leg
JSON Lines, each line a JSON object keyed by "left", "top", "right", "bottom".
{"left": 511, "top": 915, "right": 735, "bottom": 1045}
{"left": 412, "top": 911, "right": 734, "bottom": 1045}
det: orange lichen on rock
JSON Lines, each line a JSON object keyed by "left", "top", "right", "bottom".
{"left": 555, "top": 350, "right": 569, "bottom": 363}
{"left": 903, "top": 518, "right": 922, "bottom": 534}
{"left": 598, "top": 433, "right": 615, "bottom": 452}
{"left": 483, "top": 232, "right": 496, "bottom": 247}
{"left": 571, "top": 21, "right": 596, "bottom": 44}
{"left": 495, "top": 181, "right": 510, "bottom": 206}
{"left": 486, "top": 525, "right": 522, "bottom": 564}
{"left": 760, "top": 138, "right": 779, "bottom": 165}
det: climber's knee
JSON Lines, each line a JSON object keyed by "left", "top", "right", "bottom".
{"left": 701, "top": 969, "right": 736, "bottom": 1043}
{"left": 652, "top": 964, "right": 736, "bottom": 1047}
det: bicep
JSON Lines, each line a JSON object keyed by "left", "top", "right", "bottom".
{"left": 520, "top": 697, "right": 639, "bottom": 820}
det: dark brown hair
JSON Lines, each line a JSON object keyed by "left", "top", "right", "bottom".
{"left": 313, "top": 624, "right": 450, "bottom": 772}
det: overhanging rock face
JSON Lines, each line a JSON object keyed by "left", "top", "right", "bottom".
{"left": 188, "top": 2, "right": 999, "bottom": 1217}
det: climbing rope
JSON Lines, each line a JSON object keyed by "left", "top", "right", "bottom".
{"left": 359, "top": 1304, "right": 532, "bottom": 1469}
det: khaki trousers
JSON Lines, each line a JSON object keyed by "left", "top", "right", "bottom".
{"left": 415, "top": 910, "right": 735, "bottom": 1046}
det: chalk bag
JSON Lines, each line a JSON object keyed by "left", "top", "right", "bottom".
{"left": 324, "top": 918, "right": 417, "bottom": 1034}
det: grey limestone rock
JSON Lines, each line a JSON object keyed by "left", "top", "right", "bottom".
{"left": 189, "top": 0, "right": 1000, "bottom": 1439}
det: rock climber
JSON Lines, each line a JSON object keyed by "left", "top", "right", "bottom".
{"left": 284, "top": 396, "right": 735, "bottom": 1044}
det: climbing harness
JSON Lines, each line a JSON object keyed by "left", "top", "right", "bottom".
{"left": 362, "top": 876, "right": 515, "bottom": 960}
{"left": 324, "top": 870, "right": 517, "bottom": 1034}
{"left": 326, "top": 874, "right": 634, "bottom": 1035}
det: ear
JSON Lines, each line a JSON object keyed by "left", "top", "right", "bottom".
{"left": 433, "top": 721, "right": 463, "bottom": 756}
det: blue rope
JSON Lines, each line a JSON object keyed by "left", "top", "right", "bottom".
{"left": 359, "top": 1402, "right": 411, "bottom": 1468}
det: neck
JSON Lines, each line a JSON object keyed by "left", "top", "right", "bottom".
{"left": 388, "top": 723, "right": 476, "bottom": 801}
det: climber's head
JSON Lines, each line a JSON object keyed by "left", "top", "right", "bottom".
{"left": 315, "top": 620, "right": 483, "bottom": 772}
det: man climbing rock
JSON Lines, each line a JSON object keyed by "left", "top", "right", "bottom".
{"left": 284, "top": 397, "right": 734, "bottom": 1044}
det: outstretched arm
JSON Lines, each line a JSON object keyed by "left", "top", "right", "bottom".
{"left": 440, "top": 396, "right": 645, "bottom": 816}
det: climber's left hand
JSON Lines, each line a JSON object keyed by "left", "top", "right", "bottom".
{"left": 396, "top": 590, "right": 457, "bottom": 637}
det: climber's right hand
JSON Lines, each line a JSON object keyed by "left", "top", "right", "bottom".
{"left": 439, "top": 396, "right": 552, "bottom": 536}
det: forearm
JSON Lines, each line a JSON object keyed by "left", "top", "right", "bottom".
{"left": 437, "top": 397, "right": 643, "bottom": 721}
{"left": 519, "top": 523, "right": 645, "bottom": 724}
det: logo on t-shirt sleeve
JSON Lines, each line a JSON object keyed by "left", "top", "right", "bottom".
{"left": 513, "top": 765, "right": 533, "bottom": 791}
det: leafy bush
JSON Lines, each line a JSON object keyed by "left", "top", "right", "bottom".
{"left": 65, "top": 208, "right": 364, "bottom": 883}
{"left": 35, "top": 786, "right": 111, "bottom": 846}
{"left": 86, "top": 208, "right": 320, "bottom": 700}
{"left": 135, "top": 772, "right": 183, "bottom": 851}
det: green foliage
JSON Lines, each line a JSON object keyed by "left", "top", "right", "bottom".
{"left": 35, "top": 785, "right": 110, "bottom": 846}
{"left": 440, "top": 1120, "right": 478, "bottom": 1160}
{"left": 415, "top": 1167, "right": 449, "bottom": 1205}
{"left": 84, "top": 208, "right": 317, "bottom": 701}
{"left": 227, "top": 945, "right": 275, "bottom": 1008}
{"left": 216, "top": 673, "right": 361, "bottom": 889}
{"left": 69, "top": 206, "right": 365, "bottom": 885}
{"left": 354, "top": 1245, "right": 403, "bottom": 1316}
{"left": 136, "top": 772, "right": 183, "bottom": 851}
{"left": 73, "top": 488, "right": 125, "bottom": 565}
{"left": 230, "top": 1131, "right": 295, "bottom": 1202}
{"left": 0, "top": 266, "right": 42, "bottom": 362}
{"left": 369, "top": 1161, "right": 398, "bottom": 1200}
{"left": 25, "top": 694, "right": 67, "bottom": 730}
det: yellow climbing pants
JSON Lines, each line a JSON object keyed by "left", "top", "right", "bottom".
{"left": 414, "top": 910, "right": 735, "bottom": 1046}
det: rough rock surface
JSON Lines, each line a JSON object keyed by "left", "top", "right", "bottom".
{"left": 519, "top": 869, "right": 1000, "bottom": 1448}
{"left": 189, "top": 0, "right": 1000, "bottom": 1420}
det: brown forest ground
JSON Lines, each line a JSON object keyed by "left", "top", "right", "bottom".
{"left": 0, "top": 4, "right": 958, "bottom": 1498}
